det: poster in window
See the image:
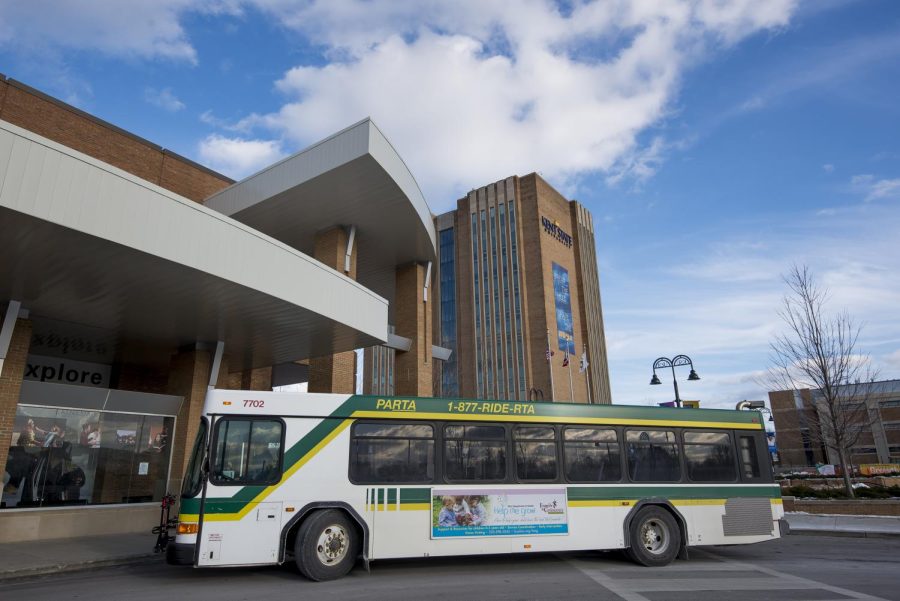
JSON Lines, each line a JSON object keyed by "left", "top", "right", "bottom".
{"left": 552, "top": 262, "right": 575, "bottom": 354}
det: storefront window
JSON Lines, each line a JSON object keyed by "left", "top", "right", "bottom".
{"left": 2, "top": 405, "right": 174, "bottom": 508}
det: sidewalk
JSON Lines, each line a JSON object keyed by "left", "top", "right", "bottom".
{"left": 0, "top": 532, "right": 162, "bottom": 581}
{"left": 785, "top": 511, "right": 900, "bottom": 538}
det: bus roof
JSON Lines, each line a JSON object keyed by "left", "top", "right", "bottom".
{"left": 205, "top": 391, "right": 764, "bottom": 431}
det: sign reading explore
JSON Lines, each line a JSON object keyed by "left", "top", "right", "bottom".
{"left": 24, "top": 355, "right": 111, "bottom": 388}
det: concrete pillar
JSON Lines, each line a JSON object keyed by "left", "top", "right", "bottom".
{"left": 308, "top": 226, "right": 358, "bottom": 394}
{"left": 166, "top": 348, "right": 212, "bottom": 490}
{"left": 394, "top": 263, "right": 433, "bottom": 396}
{"left": 0, "top": 317, "right": 32, "bottom": 477}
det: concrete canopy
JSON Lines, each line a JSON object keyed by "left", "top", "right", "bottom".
{"left": 0, "top": 120, "right": 388, "bottom": 370}
{"left": 204, "top": 119, "right": 436, "bottom": 319}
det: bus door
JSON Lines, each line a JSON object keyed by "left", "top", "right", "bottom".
{"left": 197, "top": 416, "right": 285, "bottom": 566}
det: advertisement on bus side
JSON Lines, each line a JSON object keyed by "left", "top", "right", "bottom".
{"left": 431, "top": 488, "right": 568, "bottom": 538}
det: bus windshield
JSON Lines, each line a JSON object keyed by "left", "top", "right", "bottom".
{"left": 181, "top": 418, "right": 208, "bottom": 498}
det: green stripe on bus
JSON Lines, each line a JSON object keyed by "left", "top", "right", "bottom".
{"left": 399, "top": 488, "right": 431, "bottom": 504}
{"left": 566, "top": 485, "right": 781, "bottom": 501}
{"left": 343, "top": 395, "right": 763, "bottom": 427}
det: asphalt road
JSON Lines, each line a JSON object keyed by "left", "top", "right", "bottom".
{"left": 7, "top": 535, "right": 900, "bottom": 601}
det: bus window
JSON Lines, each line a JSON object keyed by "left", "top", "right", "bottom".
{"left": 739, "top": 435, "right": 761, "bottom": 479}
{"left": 211, "top": 419, "right": 283, "bottom": 485}
{"left": 444, "top": 424, "right": 507, "bottom": 481}
{"left": 514, "top": 426, "right": 557, "bottom": 481}
{"left": 626, "top": 430, "right": 680, "bottom": 482}
{"left": 181, "top": 418, "right": 207, "bottom": 498}
{"left": 563, "top": 427, "right": 621, "bottom": 482}
{"left": 350, "top": 423, "right": 434, "bottom": 483}
{"left": 683, "top": 431, "right": 736, "bottom": 482}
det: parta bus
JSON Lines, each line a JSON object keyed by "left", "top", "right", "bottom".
{"left": 167, "top": 391, "right": 784, "bottom": 581}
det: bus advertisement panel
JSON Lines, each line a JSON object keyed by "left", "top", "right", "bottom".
{"left": 431, "top": 488, "right": 568, "bottom": 538}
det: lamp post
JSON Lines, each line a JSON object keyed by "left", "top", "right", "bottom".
{"left": 649, "top": 355, "right": 700, "bottom": 408}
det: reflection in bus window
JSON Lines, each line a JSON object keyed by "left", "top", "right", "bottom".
{"left": 626, "top": 430, "right": 680, "bottom": 482}
{"left": 564, "top": 427, "right": 621, "bottom": 482}
{"left": 739, "top": 436, "right": 761, "bottom": 479}
{"left": 444, "top": 424, "right": 507, "bottom": 481}
{"left": 351, "top": 423, "right": 434, "bottom": 483}
{"left": 683, "top": 431, "right": 736, "bottom": 482}
{"left": 212, "top": 419, "right": 282, "bottom": 485}
{"left": 514, "top": 426, "right": 557, "bottom": 480}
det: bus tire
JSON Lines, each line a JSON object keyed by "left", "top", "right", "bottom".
{"left": 294, "top": 509, "right": 359, "bottom": 581}
{"left": 626, "top": 506, "right": 680, "bottom": 567}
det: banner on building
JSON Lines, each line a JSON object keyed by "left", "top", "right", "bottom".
{"left": 431, "top": 488, "right": 568, "bottom": 538}
{"left": 552, "top": 263, "right": 575, "bottom": 354}
{"left": 859, "top": 464, "right": 900, "bottom": 476}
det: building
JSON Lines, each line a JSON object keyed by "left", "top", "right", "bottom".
{"left": 769, "top": 379, "right": 900, "bottom": 468}
{"left": 0, "top": 77, "right": 437, "bottom": 542}
{"left": 365, "top": 173, "right": 612, "bottom": 404}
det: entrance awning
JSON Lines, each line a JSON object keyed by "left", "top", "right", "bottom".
{"left": 204, "top": 118, "right": 436, "bottom": 318}
{"left": 0, "top": 120, "right": 388, "bottom": 369}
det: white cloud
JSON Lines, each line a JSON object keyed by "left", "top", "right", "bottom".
{"left": 197, "top": 134, "right": 285, "bottom": 179}
{"left": 221, "top": 0, "right": 798, "bottom": 208}
{"left": 822, "top": 163, "right": 834, "bottom": 173}
{"left": 851, "top": 173, "right": 900, "bottom": 201}
{"left": 0, "top": 0, "right": 240, "bottom": 63}
{"left": 144, "top": 87, "right": 185, "bottom": 112}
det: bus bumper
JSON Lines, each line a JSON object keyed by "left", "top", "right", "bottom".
{"left": 778, "top": 518, "right": 790, "bottom": 537}
{"left": 166, "top": 542, "right": 195, "bottom": 565}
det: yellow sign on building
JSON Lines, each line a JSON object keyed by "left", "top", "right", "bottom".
{"left": 681, "top": 400, "right": 700, "bottom": 409}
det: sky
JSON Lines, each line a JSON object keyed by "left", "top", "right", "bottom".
{"left": 1, "top": 0, "right": 898, "bottom": 410}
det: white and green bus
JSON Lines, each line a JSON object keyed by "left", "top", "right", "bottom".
{"left": 167, "top": 391, "right": 784, "bottom": 581}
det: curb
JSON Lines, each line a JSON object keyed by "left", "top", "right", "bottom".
{"left": 788, "top": 529, "right": 900, "bottom": 539}
{"left": 0, "top": 553, "right": 162, "bottom": 583}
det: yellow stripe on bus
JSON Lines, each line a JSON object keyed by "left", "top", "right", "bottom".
{"left": 349, "top": 411, "right": 762, "bottom": 430}
{"left": 671, "top": 499, "right": 727, "bottom": 506}
{"left": 568, "top": 500, "right": 636, "bottom": 507}
{"left": 202, "top": 419, "right": 354, "bottom": 522}
{"left": 399, "top": 503, "right": 431, "bottom": 511}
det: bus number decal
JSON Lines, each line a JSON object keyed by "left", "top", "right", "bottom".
{"left": 243, "top": 399, "right": 265, "bottom": 408}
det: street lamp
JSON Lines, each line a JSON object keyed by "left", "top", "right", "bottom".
{"left": 650, "top": 355, "right": 700, "bottom": 408}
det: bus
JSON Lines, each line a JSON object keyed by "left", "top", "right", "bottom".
{"left": 166, "top": 390, "right": 784, "bottom": 581}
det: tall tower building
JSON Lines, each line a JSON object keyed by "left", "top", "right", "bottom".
{"left": 432, "top": 173, "right": 612, "bottom": 404}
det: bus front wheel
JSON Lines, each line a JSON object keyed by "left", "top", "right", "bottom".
{"left": 294, "top": 509, "right": 359, "bottom": 581}
{"left": 625, "top": 506, "right": 680, "bottom": 567}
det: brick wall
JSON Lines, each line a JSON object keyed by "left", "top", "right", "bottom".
{"left": 394, "top": 263, "right": 433, "bottom": 396}
{"left": 0, "top": 77, "right": 232, "bottom": 202}
{"left": 0, "top": 318, "right": 32, "bottom": 477}
{"left": 519, "top": 174, "right": 590, "bottom": 403}
{"left": 308, "top": 227, "right": 358, "bottom": 394}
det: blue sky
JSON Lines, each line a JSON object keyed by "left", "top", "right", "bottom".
{"left": 1, "top": 0, "right": 898, "bottom": 408}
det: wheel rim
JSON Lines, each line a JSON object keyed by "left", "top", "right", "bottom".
{"left": 639, "top": 518, "right": 670, "bottom": 556}
{"left": 315, "top": 524, "right": 349, "bottom": 566}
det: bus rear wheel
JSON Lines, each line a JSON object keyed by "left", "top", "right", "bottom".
{"left": 626, "top": 506, "right": 680, "bottom": 567}
{"left": 294, "top": 509, "right": 359, "bottom": 581}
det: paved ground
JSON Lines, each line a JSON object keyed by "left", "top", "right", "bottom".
{"left": 5, "top": 535, "right": 899, "bottom": 601}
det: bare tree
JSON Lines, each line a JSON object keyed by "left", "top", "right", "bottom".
{"left": 768, "top": 265, "right": 878, "bottom": 498}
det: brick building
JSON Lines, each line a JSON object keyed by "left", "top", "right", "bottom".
{"left": 769, "top": 380, "right": 900, "bottom": 468}
{"left": 0, "top": 78, "right": 436, "bottom": 542}
{"left": 364, "top": 173, "right": 612, "bottom": 404}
